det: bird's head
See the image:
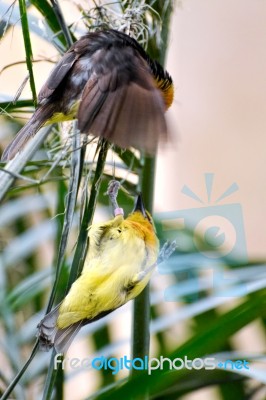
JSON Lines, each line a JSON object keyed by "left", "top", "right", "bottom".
{"left": 126, "top": 194, "right": 158, "bottom": 246}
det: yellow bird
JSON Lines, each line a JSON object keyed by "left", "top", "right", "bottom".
{"left": 37, "top": 182, "right": 164, "bottom": 353}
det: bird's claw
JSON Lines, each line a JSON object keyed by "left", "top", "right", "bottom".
{"left": 157, "top": 240, "right": 177, "bottom": 264}
{"left": 107, "top": 180, "right": 121, "bottom": 198}
{"left": 106, "top": 180, "right": 123, "bottom": 216}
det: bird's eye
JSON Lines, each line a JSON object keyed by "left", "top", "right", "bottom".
{"left": 117, "top": 228, "right": 122, "bottom": 233}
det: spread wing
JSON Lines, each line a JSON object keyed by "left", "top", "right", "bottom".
{"left": 35, "top": 30, "right": 168, "bottom": 153}
{"left": 37, "top": 33, "right": 95, "bottom": 103}
{"left": 38, "top": 52, "right": 78, "bottom": 102}
{"left": 77, "top": 44, "right": 167, "bottom": 154}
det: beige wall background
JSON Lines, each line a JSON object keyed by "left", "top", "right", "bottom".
{"left": 156, "top": 0, "right": 266, "bottom": 259}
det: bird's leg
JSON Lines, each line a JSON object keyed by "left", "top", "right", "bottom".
{"left": 157, "top": 240, "right": 177, "bottom": 265}
{"left": 107, "top": 180, "right": 124, "bottom": 216}
{"left": 133, "top": 240, "right": 177, "bottom": 283}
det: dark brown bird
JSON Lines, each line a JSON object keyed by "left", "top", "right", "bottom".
{"left": 1, "top": 29, "right": 173, "bottom": 161}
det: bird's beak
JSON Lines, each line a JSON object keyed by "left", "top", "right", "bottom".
{"left": 133, "top": 194, "right": 147, "bottom": 217}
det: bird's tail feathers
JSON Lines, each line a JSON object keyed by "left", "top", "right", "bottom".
{"left": 37, "top": 306, "right": 115, "bottom": 353}
{"left": 37, "top": 304, "right": 61, "bottom": 352}
{"left": 37, "top": 304, "right": 83, "bottom": 354}
{"left": 52, "top": 309, "right": 114, "bottom": 353}
{"left": 53, "top": 322, "right": 83, "bottom": 354}
{"left": 1, "top": 105, "right": 53, "bottom": 161}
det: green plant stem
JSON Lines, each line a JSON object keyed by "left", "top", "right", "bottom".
{"left": 42, "top": 350, "right": 63, "bottom": 400}
{"left": 46, "top": 124, "right": 82, "bottom": 313}
{"left": 18, "top": 0, "right": 37, "bottom": 105}
{"left": 132, "top": 155, "right": 156, "bottom": 363}
{"left": 50, "top": 0, "right": 73, "bottom": 47}
{"left": 0, "top": 340, "right": 39, "bottom": 400}
{"left": 42, "top": 140, "right": 109, "bottom": 400}
{"left": 131, "top": 155, "right": 155, "bottom": 398}
{"left": 67, "top": 139, "right": 110, "bottom": 287}
{"left": 131, "top": 3, "right": 174, "bottom": 397}
{"left": 42, "top": 126, "right": 83, "bottom": 400}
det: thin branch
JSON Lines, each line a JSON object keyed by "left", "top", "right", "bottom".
{"left": 50, "top": 0, "right": 73, "bottom": 47}
{"left": 45, "top": 123, "right": 82, "bottom": 313}
{"left": 0, "top": 340, "right": 39, "bottom": 400}
{"left": 67, "top": 139, "right": 110, "bottom": 287}
{"left": 0, "top": 126, "right": 52, "bottom": 203}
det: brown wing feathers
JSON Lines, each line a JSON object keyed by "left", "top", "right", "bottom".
{"left": 38, "top": 52, "right": 78, "bottom": 102}
{"left": 1, "top": 29, "right": 172, "bottom": 160}
{"left": 78, "top": 41, "right": 167, "bottom": 153}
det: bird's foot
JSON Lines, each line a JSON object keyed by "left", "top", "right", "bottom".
{"left": 133, "top": 241, "right": 177, "bottom": 283}
{"left": 106, "top": 180, "right": 124, "bottom": 216}
{"left": 157, "top": 241, "right": 177, "bottom": 265}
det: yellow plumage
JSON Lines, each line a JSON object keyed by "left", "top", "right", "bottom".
{"left": 57, "top": 212, "right": 159, "bottom": 328}
{"left": 37, "top": 190, "right": 159, "bottom": 353}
